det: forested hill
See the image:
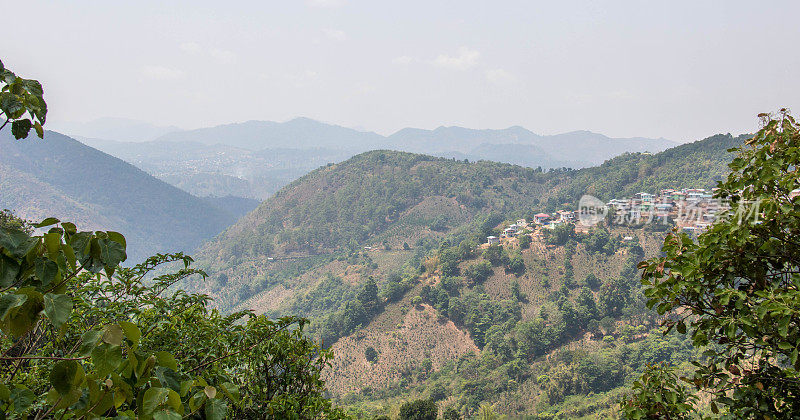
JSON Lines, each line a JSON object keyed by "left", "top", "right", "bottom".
{"left": 0, "top": 130, "right": 237, "bottom": 261}
{"left": 198, "top": 151, "right": 556, "bottom": 263}
{"left": 190, "top": 132, "right": 742, "bottom": 312}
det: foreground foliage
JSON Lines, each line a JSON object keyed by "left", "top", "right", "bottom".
{"left": 624, "top": 110, "right": 800, "bottom": 418}
{"left": 0, "top": 59, "right": 47, "bottom": 139}
{"left": 0, "top": 215, "right": 345, "bottom": 418}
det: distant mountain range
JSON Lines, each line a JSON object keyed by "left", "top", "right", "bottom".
{"left": 65, "top": 117, "right": 676, "bottom": 199}
{"left": 0, "top": 130, "right": 257, "bottom": 262}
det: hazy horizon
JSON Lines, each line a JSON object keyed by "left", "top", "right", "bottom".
{"left": 50, "top": 115, "right": 680, "bottom": 144}
{"left": 4, "top": 1, "right": 799, "bottom": 143}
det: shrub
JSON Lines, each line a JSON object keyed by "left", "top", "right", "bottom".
{"left": 465, "top": 260, "right": 493, "bottom": 283}
{"left": 365, "top": 346, "right": 379, "bottom": 363}
{"left": 429, "top": 383, "right": 446, "bottom": 401}
{"left": 481, "top": 245, "right": 506, "bottom": 266}
{"left": 518, "top": 234, "right": 532, "bottom": 249}
{"left": 506, "top": 253, "right": 525, "bottom": 275}
{"left": 443, "top": 407, "right": 462, "bottom": 420}
{"left": 399, "top": 399, "right": 438, "bottom": 420}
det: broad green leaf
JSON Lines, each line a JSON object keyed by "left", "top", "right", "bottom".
{"left": 204, "top": 398, "right": 227, "bottom": 420}
{"left": 78, "top": 330, "right": 103, "bottom": 357}
{"left": 166, "top": 389, "right": 182, "bottom": 413}
{"left": 111, "top": 373, "right": 133, "bottom": 405}
{"left": 33, "top": 121, "right": 43, "bottom": 138}
{"left": 43, "top": 293, "right": 72, "bottom": 328}
{"left": 61, "top": 222, "right": 77, "bottom": 235}
{"left": 97, "top": 238, "right": 126, "bottom": 269}
{"left": 69, "top": 232, "right": 92, "bottom": 257}
{"left": 3, "top": 289, "right": 43, "bottom": 338}
{"left": 43, "top": 231, "right": 61, "bottom": 260}
{"left": 61, "top": 243, "right": 76, "bottom": 271}
{"left": 119, "top": 321, "right": 141, "bottom": 347}
{"left": 142, "top": 387, "right": 169, "bottom": 415}
{"left": 92, "top": 343, "right": 123, "bottom": 378}
{"left": 11, "top": 119, "right": 32, "bottom": 139}
{"left": 35, "top": 218, "right": 60, "bottom": 228}
{"left": 9, "top": 386, "right": 35, "bottom": 413}
{"left": 0, "top": 293, "right": 27, "bottom": 320}
{"left": 153, "top": 411, "right": 181, "bottom": 420}
{"left": 0, "top": 227, "right": 38, "bottom": 258}
{"left": 88, "top": 389, "right": 114, "bottom": 416}
{"left": 154, "top": 367, "right": 181, "bottom": 392}
{"left": 219, "top": 382, "right": 240, "bottom": 403}
{"left": 0, "top": 255, "right": 20, "bottom": 288}
{"left": 34, "top": 258, "right": 59, "bottom": 287}
{"left": 179, "top": 380, "right": 193, "bottom": 397}
{"left": 106, "top": 231, "right": 126, "bottom": 249}
{"left": 49, "top": 360, "right": 82, "bottom": 395}
{"left": 136, "top": 356, "right": 157, "bottom": 386}
{"left": 103, "top": 323, "right": 124, "bottom": 346}
{"left": 155, "top": 351, "right": 177, "bottom": 371}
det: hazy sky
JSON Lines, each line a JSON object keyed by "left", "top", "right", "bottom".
{"left": 4, "top": 1, "right": 799, "bottom": 142}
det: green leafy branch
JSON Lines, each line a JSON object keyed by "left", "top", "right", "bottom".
{"left": 0, "top": 58, "right": 47, "bottom": 139}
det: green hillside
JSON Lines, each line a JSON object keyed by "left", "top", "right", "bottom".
{"left": 0, "top": 130, "right": 237, "bottom": 261}
{"left": 184, "top": 132, "right": 744, "bottom": 417}
{"left": 191, "top": 133, "right": 740, "bottom": 312}
{"left": 325, "top": 226, "right": 696, "bottom": 418}
{"left": 189, "top": 151, "right": 565, "bottom": 310}
{"left": 201, "top": 151, "right": 553, "bottom": 258}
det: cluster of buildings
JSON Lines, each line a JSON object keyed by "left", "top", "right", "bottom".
{"left": 487, "top": 218, "right": 530, "bottom": 245}
{"left": 485, "top": 187, "right": 753, "bottom": 245}
{"left": 605, "top": 188, "right": 727, "bottom": 235}
{"left": 485, "top": 187, "right": 800, "bottom": 245}
{"left": 486, "top": 211, "right": 578, "bottom": 245}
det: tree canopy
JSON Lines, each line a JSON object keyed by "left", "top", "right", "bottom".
{"left": 0, "top": 218, "right": 346, "bottom": 418}
{"left": 622, "top": 110, "right": 800, "bottom": 418}
{"left": 0, "top": 59, "right": 47, "bottom": 139}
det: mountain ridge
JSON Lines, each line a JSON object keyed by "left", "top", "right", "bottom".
{"left": 70, "top": 117, "right": 678, "bottom": 200}
{"left": 0, "top": 130, "right": 239, "bottom": 261}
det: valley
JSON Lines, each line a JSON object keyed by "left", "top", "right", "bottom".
{"left": 172, "top": 132, "right": 744, "bottom": 416}
{"left": 0, "top": 130, "right": 244, "bottom": 261}
{"left": 3, "top": 3, "right": 797, "bottom": 417}
{"left": 0, "top": 123, "right": 745, "bottom": 417}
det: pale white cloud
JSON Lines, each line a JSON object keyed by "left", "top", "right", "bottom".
{"left": 209, "top": 48, "right": 236, "bottom": 63}
{"left": 306, "top": 0, "right": 345, "bottom": 8}
{"left": 392, "top": 55, "right": 414, "bottom": 65}
{"left": 179, "top": 42, "right": 201, "bottom": 54}
{"left": 485, "top": 68, "right": 516, "bottom": 85}
{"left": 355, "top": 82, "right": 376, "bottom": 94}
{"left": 323, "top": 29, "right": 348, "bottom": 41}
{"left": 433, "top": 47, "right": 480, "bottom": 70}
{"left": 141, "top": 65, "right": 184, "bottom": 80}
{"left": 180, "top": 42, "right": 236, "bottom": 63}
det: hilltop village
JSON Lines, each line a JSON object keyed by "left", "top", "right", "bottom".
{"left": 487, "top": 187, "right": 732, "bottom": 245}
